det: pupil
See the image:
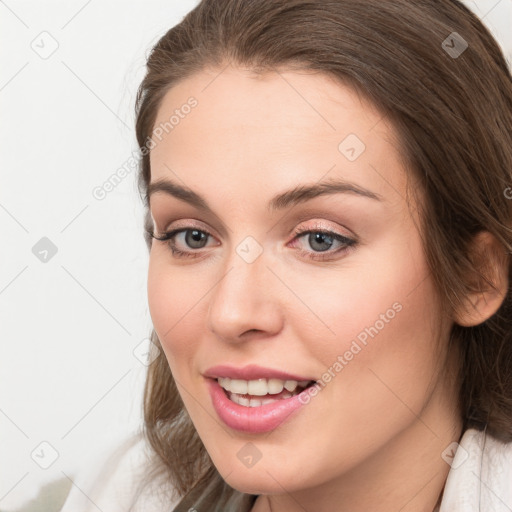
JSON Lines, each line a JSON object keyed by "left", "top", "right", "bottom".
{"left": 187, "top": 229, "right": 206, "bottom": 248}
{"left": 310, "top": 232, "right": 333, "bottom": 252}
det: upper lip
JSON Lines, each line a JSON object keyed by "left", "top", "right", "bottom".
{"left": 203, "top": 364, "right": 316, "bottom": 382}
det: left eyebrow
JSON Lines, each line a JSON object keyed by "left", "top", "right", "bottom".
{"left": 147, "top": 176, "right": 383, "bottom": 213}
{"left": 267, "top": 178, "right": 383, "bottom": 211}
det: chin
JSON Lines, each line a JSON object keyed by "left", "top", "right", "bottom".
{"left": 212, "top": 457, "right": 311, "bottom": 496}
{"left": 221, "top": 472, "right": 290, "bottom": 495}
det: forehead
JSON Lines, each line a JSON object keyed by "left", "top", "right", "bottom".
{"left": 149, "top": 66, "right": 407, "bottom": 205}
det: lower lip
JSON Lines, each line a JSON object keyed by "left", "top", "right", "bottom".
{"left": 207, "top": 378, "right": 311, "bottom": 433}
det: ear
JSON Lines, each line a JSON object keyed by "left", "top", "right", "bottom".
{"left": 454, "top": 231, "right": 509, "bottom": 327}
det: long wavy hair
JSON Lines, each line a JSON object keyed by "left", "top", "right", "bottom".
{"left": 134, "top": 0, "right": 512, "bottom": 509}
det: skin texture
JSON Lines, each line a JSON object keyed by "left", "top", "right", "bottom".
{"left": 146, "top": 65, "right": 466, "bottom": 512}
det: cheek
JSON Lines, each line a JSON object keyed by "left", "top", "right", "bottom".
{"left": 313, "top": 261, "right": 442, "bottom": 435}
{"left": 298, "top": 233, "right": 442, "bottom": 403}
{"left": 288, "top": 238, "right": 433, "bottom": 368}
{"left": 147, "top": 254, "right": 202, "bottom": 368}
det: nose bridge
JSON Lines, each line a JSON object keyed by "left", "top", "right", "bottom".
{"left": 207, "top": 237, "right": 282, "bottom": 340}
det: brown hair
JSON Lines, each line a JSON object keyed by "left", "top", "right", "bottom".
{"left": 134, "top": 0, "right": 512, "bottom": 508}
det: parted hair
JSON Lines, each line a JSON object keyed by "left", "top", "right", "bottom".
{"left": 134, "top": 0, "right": 512, "bottom": 509}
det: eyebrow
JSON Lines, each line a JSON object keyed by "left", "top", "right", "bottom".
{"left": 147, "top": 176, "right": 382, "bottom": 213}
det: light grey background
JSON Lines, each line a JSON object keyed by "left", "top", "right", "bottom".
{"left": 1, "top": 0, "right": 511, "bottom": 509}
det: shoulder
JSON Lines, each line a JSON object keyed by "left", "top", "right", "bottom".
{"left": 460, "top": 426, "right": 512, "bottom": 471}
{"left": 476, "top": 428, "right": 512, "bottom": 503}
{"left": 439, "top": 427, "right": 512, "bottom": 511}
{"left": 60, "top": 432, "right": 182, "bottom": 512}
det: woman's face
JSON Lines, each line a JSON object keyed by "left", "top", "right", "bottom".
{"left": 147, "top": 66, "right": 458, "bottom": 500}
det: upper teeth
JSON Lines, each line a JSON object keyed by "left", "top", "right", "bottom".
{"left": 218, "top": 377, "right": 311, "bottom": 395}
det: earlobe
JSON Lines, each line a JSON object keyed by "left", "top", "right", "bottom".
{"left": 454, "top": 231, "right": 509, "bottom": 327}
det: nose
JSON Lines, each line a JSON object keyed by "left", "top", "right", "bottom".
{"left": 206, "top": 246, "right": 284, "bottom": 343}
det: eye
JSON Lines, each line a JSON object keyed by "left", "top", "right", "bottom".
{"left": 147, "top": 223, "right": 357, "bottom": 261}
{"left": 148, "top": 227, "right": 216, "bottom": 258}
{"left": 290, "top": 227, "right": 356, "bottom": 261}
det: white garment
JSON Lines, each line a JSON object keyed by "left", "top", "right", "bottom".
{"left": 60, "top": 433, "right": 182, "bottom": 512}
{"left": 439, "top": 428, "right": 512, "bottom": 511}
{"left": 61, "top": 427, "right": 512, "bottom": 511}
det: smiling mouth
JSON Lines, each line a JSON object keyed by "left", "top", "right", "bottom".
{"left": 217, "top": 377, "right": 316, "bottom": 407}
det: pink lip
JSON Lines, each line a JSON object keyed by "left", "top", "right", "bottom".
{"left": 206, "top": 378, "right": 312, "bottom": 433}
{"left": 203, "top": 364, "right": 315, "bottom": 382}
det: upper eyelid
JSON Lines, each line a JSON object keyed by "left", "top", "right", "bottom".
{"left": 154, "top": 219, "right": 216, "bottom": 238}
{"left": 149, "top": 200, "right": 364, "bottom": 238}
{"left": 155, "top": 215, "right": 352, "bottom": 234}
{"left": 160, "top": 220, "right": 348, "bottom": 234}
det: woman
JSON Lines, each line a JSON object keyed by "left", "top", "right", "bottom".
{"left": 61, "top": 0, "right": 512, "bottom": 510}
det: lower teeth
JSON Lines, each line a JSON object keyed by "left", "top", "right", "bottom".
{"left": 227, "top": 390, "right": 299, "bottom": 407}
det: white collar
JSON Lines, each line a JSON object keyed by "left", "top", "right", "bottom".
{"left": 439, "top": 427, "right": 512, "bottom": 511}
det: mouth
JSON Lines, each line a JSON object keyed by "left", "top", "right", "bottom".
{"left": 204, "top": 364, "right": 319, "bottom": 431}
{"left": 216, "top": 377, "right": 317, "bottom": 407}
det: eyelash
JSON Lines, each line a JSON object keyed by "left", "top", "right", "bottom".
{"left": 148, "top": 224, "right": 357, "bottom": 262}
